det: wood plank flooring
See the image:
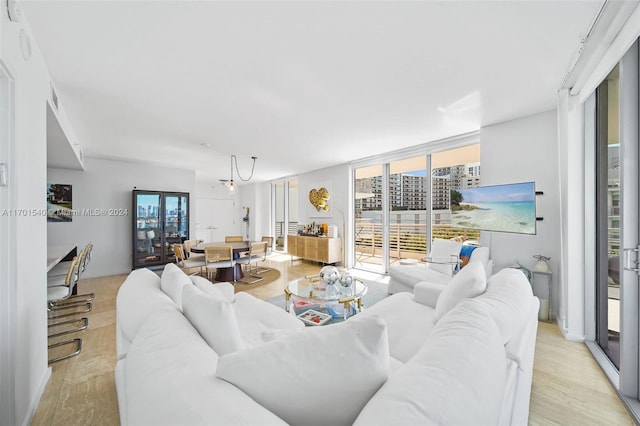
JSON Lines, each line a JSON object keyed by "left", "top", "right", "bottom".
{"left": 33, "top": 255, "right": 634, "bottom": 425}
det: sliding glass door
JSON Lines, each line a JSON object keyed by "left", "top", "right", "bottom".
{"left": 354, "top": 164, "right": 384, "bottom": 272}
{"left": 388, "top": 156, "right": 428, "bottom": 266}
{"left": 431, "top": 145, "right": 481, "bottom": 244}
{"left": 595, "top": 64, "right": 622, "bottom": 369}
{"left": 592, "top": 40, "right": 640, "bottom": 402}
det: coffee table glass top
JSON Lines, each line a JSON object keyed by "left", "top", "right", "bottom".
{"left": 286, "top": 276, "right": 367, "bottom": 304}
{"left": 285, "top": 276, "right": 368, "bottom": 322}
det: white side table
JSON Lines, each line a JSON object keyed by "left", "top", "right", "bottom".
{"left": 512, "top": 263, "right": 552, "bottom": 322}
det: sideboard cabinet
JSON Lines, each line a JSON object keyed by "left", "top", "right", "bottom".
{"left": 287, "top": 235, "right": 341, "bottom": 264}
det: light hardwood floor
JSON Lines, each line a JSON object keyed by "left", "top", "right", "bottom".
{"left": 34, "top": 255, "right": 634, "bottom": 425}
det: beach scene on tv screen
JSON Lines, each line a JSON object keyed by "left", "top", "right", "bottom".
{"left": 451, "top": 182, "right": 536, "bottom": 235}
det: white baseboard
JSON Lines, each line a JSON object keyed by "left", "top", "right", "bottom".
{"left": 22, "top": 366, "right": 51, "bottom": 426}
{"left": 559, "top": 324, "right": 586, "bottom": 342}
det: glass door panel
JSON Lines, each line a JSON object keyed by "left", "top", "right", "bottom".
{"left": 388, "top": 156, "right": 427, "bottom": 266}
{"left": 134, "top": 192, "right": 161, "bottom": 266}
{"left": 596, "top": 65, "right": 621, "bottom": 369}
{"left": 164, "top": 194, "right": 189, "bottom": 262}
{"left": 288, "top": 180, "right": 299, "bottom": 240}
{"left": 431, "top": 145, "right": 481, "bottom": 246}
{"left": 274, "top": 182, "right": 285, "bottom": 251}
{"left": 354, "top": 164, "right": 383, "bottom": 271}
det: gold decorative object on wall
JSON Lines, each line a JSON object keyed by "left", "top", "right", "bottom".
{"left": 309, "top": 187, "right": 330, "bottom": 211}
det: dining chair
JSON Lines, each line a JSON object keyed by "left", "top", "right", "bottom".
{"left": 255, "top": 236, "right": 274, "bottom": 274}
{"left": 48, "top": 243, "right": 95, "bottom": 304}
{"left": 174, "top": 243, "right": 205, "bottom": 276}
{"left": 183, "top": 239, "right": 205, "bottom": 261}
{"left": 48, "top": 256, "right": 93, "bottom": 319}
{"left": 46, "top": 257, "right": 89, "bottom": 363}
{"left": 225, "top": 235, "right": 244, "bottom": 243}
{"left": 205, "top": 246, "right": 236, "bottom": 282}
{"left": 236, "top": 241, "right": 268, "bottom": 284}
{"left": 48, "top": 242, "right": 91, "bottom": 277}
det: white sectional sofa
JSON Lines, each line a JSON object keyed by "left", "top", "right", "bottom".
{"left": 358, "top": 264, "right": 539, "bottom": 425}
{"left": 115, "top": 262, "right": 538, "bottom": 425}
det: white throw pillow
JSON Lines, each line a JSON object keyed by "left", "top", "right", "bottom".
{"left": 190, "top": 275, "right": 235, "bottom": 303}
{"left": 434, "top": 261, "right": 487, "bottom": 321}
{"left": 427, "top": 239, "right": 463, "bottom": 275}
{"left": 469, "top": 246, "right": 490, "bottom": 277}
{"left": 216, "top": 315, "right": 390, "bottom": 426}
{"left": 160, "top": 263, "right": 192, "bottom": 310}
{"left": 181, "top": 284, "right": 244, "bottom": 355}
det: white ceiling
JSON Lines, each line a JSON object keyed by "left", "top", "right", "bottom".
{"left": 21, "top": 1, "right": 602, "bottom": 184}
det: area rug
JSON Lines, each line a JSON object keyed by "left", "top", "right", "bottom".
{"left": 265, "top": 279, "right": 389, "bottom": 312}
{"left": 231, "top": 267, "right": 281, "bottom": 292}
{"left": 156, "top": 265, "right": 282, "bottom": 292}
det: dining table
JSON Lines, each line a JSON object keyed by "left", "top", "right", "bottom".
{"left": 191, "top": 241, "right": 251, "bottom": 282}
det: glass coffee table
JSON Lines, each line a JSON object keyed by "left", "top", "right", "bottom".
{"left": 284, "top": 276, "right": 368, "bottom": 323}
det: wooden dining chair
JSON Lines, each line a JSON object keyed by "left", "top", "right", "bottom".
{"left": 236, "top": 241, "right": 268, "bottom": 284}
{"left": 174, "top": 243, "right": 205, "bottom": 276}
{"left": 225, "top": 235, "right": 244, "bottom": 243}
{"left": 205, "top": 246, "right": 236, "bottom": 282}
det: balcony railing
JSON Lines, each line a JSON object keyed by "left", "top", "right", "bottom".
{"left": 354, "top": 221, "right": 480, "bottom": 262}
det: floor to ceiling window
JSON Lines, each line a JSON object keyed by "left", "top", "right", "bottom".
{"left": 354, "top": 164, "right": 384, "bottom": 272}
{"left": 431, "top": 145, "right": 481, "bottom": 244}
{"left": 273, "top": 182, "right": 285, "bottom": 251}
{"left": 272, "top": 179, "right": 298, "bottom": 252}
{"left": 352, "top": 143, "right": 480, "bottom": 273}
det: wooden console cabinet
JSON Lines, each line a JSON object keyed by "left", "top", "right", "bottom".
{"left": 287, "top": 235, "right": 341, "bottom": 264}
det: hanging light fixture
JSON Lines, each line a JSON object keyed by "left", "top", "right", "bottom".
{"left": 221, "top": 155, "right": 257, "bottom": 193}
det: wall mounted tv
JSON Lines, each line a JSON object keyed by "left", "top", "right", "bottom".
{"left": 451, "top": 181, "right": 537, "bottom": 235}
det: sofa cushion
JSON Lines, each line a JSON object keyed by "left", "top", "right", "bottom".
{"left": 389, "top": 264, "right": 451, "bottom": 287}
{"left": 358, "top": 292, "right": 436, "bottom": 363}
{"left": 116, "top": 268, "right": 178, "bottom": 356}
{"left": 124, "top": 308, "right": 287, "bottom": 425}
{"left": 216, "top": 315, "right": 390, "bottom": 426}
{"left": 233, "top": 291, "right": 305, "bottom": 347}
{"left": 428, "top": 238, "right": 462, "bottom": 275}
{"left": 355, "top": 300, "right": 507, "bottom": 426}
{"left": 181, "top": 284, "right": 244, "bottom": 355}
{"left": 413, "top": 281, "right": 446, "bottom": 308}
{"left": 476, "top": 268, "right": 534, "bottom": 345}
{"left": 190, "top": 275, "right": 235, "bottom": 303}
{"left": 160, "top": 263, "right": 192, "bottom": 310}
{"left": 434, "top": 260, "right": 487, "bottom": 321}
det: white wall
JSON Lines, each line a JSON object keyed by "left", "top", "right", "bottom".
{"left": 237, "top": 182, "right": 271, "bottom": 241}
{"left": 480, "top": 110, "right": 562, "bottom": 317}
{"left": 296, "top": 164, "right": 351, "bottom": 265}
{"left": 48, "top": 158, "right": 196, "bottom": 277}
{"left": 1, "top": 8, "right": 54, "bottom": 425}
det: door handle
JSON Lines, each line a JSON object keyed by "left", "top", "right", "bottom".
{"left": 623, "top": 247, "right": 640, "bottom": 273}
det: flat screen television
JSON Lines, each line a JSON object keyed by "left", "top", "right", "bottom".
{"left": 450, "top": 182, "right": 537, "bottom": 235}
